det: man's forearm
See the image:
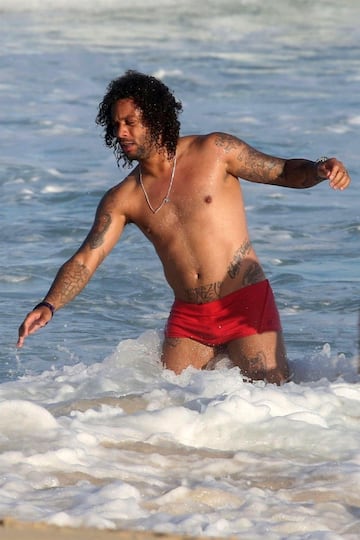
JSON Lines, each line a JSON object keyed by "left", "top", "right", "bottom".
{"left": 43, "top": 258, "right": 92, "bottom": 311}
{"left": 282, "top": 158, "right": 325, "bottom": 189}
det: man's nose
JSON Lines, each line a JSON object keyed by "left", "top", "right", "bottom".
{"left": 116, "top": 123, "right": 129, "bottom": 139}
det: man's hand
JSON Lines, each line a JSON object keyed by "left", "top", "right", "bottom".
{"left": 317, "top": 157, "right": 351, "bottom": 191}
{"left": 17, "top": 307, "right": 52, "bottom": 348}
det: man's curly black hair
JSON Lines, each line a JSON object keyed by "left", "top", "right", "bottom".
{"left": 96, "top": 70, "right": 183, "bottom": 167}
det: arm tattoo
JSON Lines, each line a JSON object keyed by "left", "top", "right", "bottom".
{"left": 185, "top": 281, "right": 221, "bottom": 303}
{"left": 48, "top": 259, "right": 91, "bottom": 307}
{"left": 240, "top": 147, "right": 280, "bottom": 182}
{"left": 215, "top": 133, "right": 239, "bottom": 153}
{"left": 88, "top": 212, "right": 112, "bottom": 249}
{"left": 215, "top": 133, "right": 282, "bottom": 183}
{"left": 227, "top": 240, "right": 251, "bottom": 279}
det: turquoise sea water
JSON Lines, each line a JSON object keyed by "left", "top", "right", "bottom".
{"left": 0, "top": 1, "right": 359, "bottom": 538}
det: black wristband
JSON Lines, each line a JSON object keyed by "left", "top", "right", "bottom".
{"left": 33, "top": 301, "right": 55, "bottom": 318}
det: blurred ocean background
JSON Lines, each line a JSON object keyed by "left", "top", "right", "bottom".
{"left": 0, "top": 0, "right": 359, "bottom": 538}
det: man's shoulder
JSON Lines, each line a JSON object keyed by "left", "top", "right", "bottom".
{"left": 99, "top": 168, "right": 138, "bottom": 210}
{"left": 107, "top": 167, "right": 138, "bottom": 193}
{"left": 180, "top": 131, "right": 228, "bottom": 142}
{"left": 180, "top": 132, "right": 230, "bottom": 150}
{"left": 180, "top": 132, "right": 236, "bottom": 160}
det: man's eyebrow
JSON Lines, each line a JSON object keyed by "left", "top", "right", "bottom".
{"left": 112, "top": 114, "right": 139, "bottom": 122}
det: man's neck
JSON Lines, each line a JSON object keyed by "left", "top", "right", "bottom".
{"left": 139, "top": 149, "right": 176, "bottom": 178}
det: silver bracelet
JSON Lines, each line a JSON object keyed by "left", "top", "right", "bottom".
{"left": 315, "top": 156, "right": 329, "bottom": 180}
{"left": 316, "top": 156, "right": 329, "bottom": 164}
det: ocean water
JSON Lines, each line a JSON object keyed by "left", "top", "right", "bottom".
{"left": 0, "top": 0, "right": 359, "bottom": 538}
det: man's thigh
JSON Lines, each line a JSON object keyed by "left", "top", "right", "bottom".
{"left": 162, "top": 336, "right": 215, "bottom": 374}
{"left": 226, "top": 331, "right": 289, "bottom": 385}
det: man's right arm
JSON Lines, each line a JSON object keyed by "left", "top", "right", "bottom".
{"left": 17, "top": 186, "right": 127, "bottom": 347}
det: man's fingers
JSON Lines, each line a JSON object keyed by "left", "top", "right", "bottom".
{"left": 329, "top": 166, "right": 350, "bottom": 190}
{"left": 319, "top": 159, "right": 351, "bottom": 191}
{"left": 16, "top": 311, "right": 49, "bottom": 348}
{"left": 17, "top": 323, "right": 30, "bottom": 348}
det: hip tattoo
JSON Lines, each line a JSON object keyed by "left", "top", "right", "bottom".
{"left": 227, "top": 240, "right": 251, "bottom": 279}
{"left": 185, "top": 281, "right": 221, "bottom": 303}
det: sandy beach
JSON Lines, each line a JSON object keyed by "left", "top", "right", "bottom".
{"left": 1, "top": 518, "right": 233, "bottom": 540}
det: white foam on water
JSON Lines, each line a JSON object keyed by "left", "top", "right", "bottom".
{"left": 0, "top": 332, "right": 359, "bottom": 536}
{"left": 0, "top": 399, "right": 58, "bottom": 435}
{"left": 0, "top": 274, "right": 29, "bottom": 283}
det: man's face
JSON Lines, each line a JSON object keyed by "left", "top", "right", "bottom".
{"left": 111, "top": 98, "right": 152, "bottom": 161}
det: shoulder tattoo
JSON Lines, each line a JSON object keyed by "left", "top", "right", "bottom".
{"left": 214, "top": 133, "right": 240, "bottom": 153}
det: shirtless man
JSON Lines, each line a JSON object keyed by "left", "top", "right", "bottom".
{"left": 17, "top": 70, "right": 351, "bottom": 385}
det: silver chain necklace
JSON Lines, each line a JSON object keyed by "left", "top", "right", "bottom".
{"left": 139, "top": 157, "right": 177, "bottom": 214}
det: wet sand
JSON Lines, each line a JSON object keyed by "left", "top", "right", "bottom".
{"left": 1, "top": 518, "right": 234, "bottom": 540}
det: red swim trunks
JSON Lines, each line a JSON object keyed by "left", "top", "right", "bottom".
{"left": 165, "top": 279, "right": 282, "bottom": 346}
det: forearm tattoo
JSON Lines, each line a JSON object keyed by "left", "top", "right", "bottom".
{"left": 88, "top": 212, "right": 112, "bottom": 249}
{"left": 185, "top": 281, "right": 221, "bottom": 303}
{"left": 227, "top": 240, "right": 251, "bottom": 279}
{"left": 48, "top": 259, "right": 91, "bottom": 307}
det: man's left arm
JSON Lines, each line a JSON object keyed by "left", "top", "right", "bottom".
{"left": 213, "top": 132, "right": 351, "bottom": 191}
